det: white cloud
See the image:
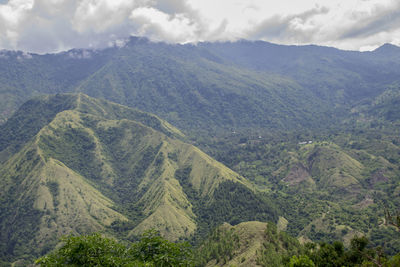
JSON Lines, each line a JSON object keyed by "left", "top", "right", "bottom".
{"left": 129, "top": 7, "right": 199, "bottom": 43}
{"left": 0, "top": 0, "right": 399, "bottom": 53}
{"left": 72, "top": 0, "right": 139, "bottom": 34}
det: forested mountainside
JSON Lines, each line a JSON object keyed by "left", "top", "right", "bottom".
{"left": 197, "top": 127, "right": 400, "bottom": 254}
{"left": 1, "top": 38, "right": 400, "bottom": 266}
{"left": 0, "top": 94, "right": 277, "bottom": 265}
{"left": 1, "top": 94, "right": 399, "bottom": 266}
{"left": 1, "top": 38, "right": 400, "bottom": 133}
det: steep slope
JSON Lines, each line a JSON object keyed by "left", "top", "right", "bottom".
{"left": 0, "top": 142, "right": 127, "bottom": 263}
{"left": 196, "top": 221, "right": 303, "bottom": 267}
{"left": 3, "top": 39, "right": 400, "bottom": 132}
{"left": 73, "top": 39, "right": 328, "bottom": 131}
{"left": 0, "top": 40, "right": 328, "bottom": 131}
{"left": 0, "top": 94, "right": 277, "bottom": 263}
{"left": 201, "top": 41, "right": 400, "bottom": 104}
{"left": 0, "top": 49, "right": 113, "bottom": 124}
{"left": 349, "top": 83, "right": 400, "bottom": 126}
{"left": 294, "top": 142, "right": 364, "bottom": 197}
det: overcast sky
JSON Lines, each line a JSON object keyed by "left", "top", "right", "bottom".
{"left": 0, "top": 0, "right": 399, "bottom": 54}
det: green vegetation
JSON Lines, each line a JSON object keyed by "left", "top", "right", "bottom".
{"left": 1, "top": 93, "right": 400, "bottom": 264}
{"left": 2, "top": 39, "right": 400, "bottom": 265}
{"left": 194, "top": 226, "right": 240, "bottom": 266}
{"left": 36, "top": 230, "right": 193, "bottom": 267}
{"left": 194, "top": 222, "right": 400, "bottom": 267}
{"left": 196, "top": 127, "right": 400, "bottom": 255}
{"left": 2, "top": 38, "right": 400, "bottom": 135}
{"left": 34, "top": 225, "right": 400, "bottom": 267}
{"left": 0, "top": 94, "right": 279, "bottom": 264}
{"left": 256, "top": 223, "right": 304, "bottom": 266}
{"left": 0, "top": 94, "right": 77, "bottom": 156}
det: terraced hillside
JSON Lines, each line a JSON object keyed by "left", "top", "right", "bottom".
{"left": 0, "top": 94, "right": 277, "bottom": 264}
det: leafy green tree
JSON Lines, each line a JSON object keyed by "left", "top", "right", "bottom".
{"left": 36, "top": 230, "right": 193, "bottom": 267}
{"left": 130, "top": 229, "right": 193, "bottom": 267}
{"left": 35, "top": 233, "right": 135, "bottom": 266}
{"left": 289, "top": 255, "right": 315, "bottom": 267}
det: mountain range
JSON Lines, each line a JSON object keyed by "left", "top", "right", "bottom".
{"left": 2, "top": 38, "right": 400, "bottom": 132}
{"left": 1, "top": 38, "right": 400, "bottom": 265}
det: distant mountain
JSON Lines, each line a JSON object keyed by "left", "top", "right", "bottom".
{"left": 372, "top": 43, "right": 400, "bottom": 57}
{"left": 349, "top": 83, "right": 400, "bottom": 124}
{"left": 2, "top": 38, "right": 400, "bottom": 132}
{"left": 201, "top": 41, "right": 400, "bottom": 104}
{"left": 0, "top": 94, "right": 277, "bottom": 264}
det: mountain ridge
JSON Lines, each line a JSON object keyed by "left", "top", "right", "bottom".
{"left": 2, "top": 37, "right": 400, "bottom": 133}
{"left": 0, "top": 94, "right": 277, "bottom": 264}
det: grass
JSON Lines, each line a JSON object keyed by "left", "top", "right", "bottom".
{"left": 1, "top": 93, "right": 265, "bottom": 263}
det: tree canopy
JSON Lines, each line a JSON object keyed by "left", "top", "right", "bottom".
{"left": 35, "top": 230, "right": 193, "bottom": 267}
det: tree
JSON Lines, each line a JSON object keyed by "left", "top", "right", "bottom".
{"left": 130, "top": 229, "right": 193, "bottom": 267}
{"left": 35, "top": 233, "right": 135, "bottom": 266}
{"left": 36, "top": 230, "right": 193, "bottom": 267}
{"left": 385, "top": 208, "right": 400, "bottom": 231}
{"left": 289, "top": 255, "right": 315, "bottom": 267}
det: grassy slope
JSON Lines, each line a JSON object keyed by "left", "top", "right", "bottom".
{"left": 0, "top": 140, "right": 126, "bottom": 262}
{"left": 35, "top": 94, "right": 247, "bottom": 240}
{"left": 276, "top": 140, "right": 399, "bottom": 244}
{"left": 0, "top": 94, "right": 271, "bottom": 263}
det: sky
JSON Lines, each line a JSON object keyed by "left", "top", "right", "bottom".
{"left": 0, "top": 0, "right": 399, "bottom": 54}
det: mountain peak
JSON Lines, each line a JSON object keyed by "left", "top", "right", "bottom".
{"left": 373, "top": 43, "right": 400, "bottom": 54}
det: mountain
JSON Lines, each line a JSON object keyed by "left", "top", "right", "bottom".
{"left": 201, "top": 41, "right": 400, "bottom": 102}
{"left": 2, "top": 38, "right": 400, "bottom": 264}
{"left": 0, "top": 94, "right": 277, "bottom": 264}
{"left": 0, "top": 40, "right": 327, "bottom": 132}
{"left": 349, "top": 83, "right": 400, "bottom": 125}
{"left": 2, "top": 38, "right": 400, "bottom": 133}
{"left": 201, "top": 128, "right": 400, "bottom": 256}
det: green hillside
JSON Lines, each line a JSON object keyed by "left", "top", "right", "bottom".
{"left": 194, "top": 220, "right": 380, "bottom": 267}
{"left": 2, "top": 39, "right": 400, "bottom": 133}
{"left": 73, "top": 41, "right": 328, "bottom": 132}
{"left": 199, "top": 129, "right": 400, "bottom": 256}
{"left": 0, "top": 94, "right": 277, "bottom": 264}
{"left": 1, "top": 39, "right": 400, "bottom": 265}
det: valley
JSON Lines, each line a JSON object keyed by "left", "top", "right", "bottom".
{"left": 0, "top": 39, "right": 399, "bottom": 266}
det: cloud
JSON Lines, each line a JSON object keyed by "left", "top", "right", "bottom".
{"left": 246, "top": 6, "right": 330, "bottom": 43}
{"left": 72, "top": 0, "right": 139, "bottom": 34}
{"left": 68, "top": 49, "right": 92, "bottom": 59}
{"left": 129, "top": 7, "right": 199, "bottom": 43}
{"left": 339, "top": 3, "right": 400, "bottom": 39}
{"left": 0, "top": 0, "right": 399, "bottom": 53}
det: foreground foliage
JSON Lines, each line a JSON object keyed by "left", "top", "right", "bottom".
{"left": 194, "top": 222, "right": 400, "bottom": 267}
{"left": 35, "top": 223, "right": 400, "bottom": 267}
{"left": 36, "top": 230, "right": 193, "bottom": 267}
